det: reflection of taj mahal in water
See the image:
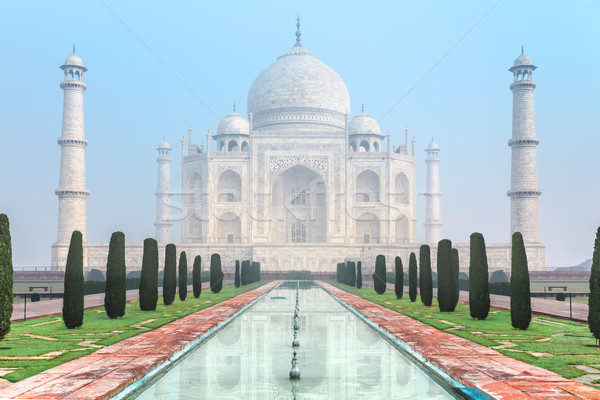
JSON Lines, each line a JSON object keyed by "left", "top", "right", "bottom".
{"left": 51, "top": 23, "right": 545, "bottom": 274}
{"left": 137, "top": 286, "right": 452, "bottom": 399}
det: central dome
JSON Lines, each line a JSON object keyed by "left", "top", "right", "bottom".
{"left": 247, "top": 43, "right": 350, "bottom": 130}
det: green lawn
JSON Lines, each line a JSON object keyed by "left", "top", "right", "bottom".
{"left": 329, "top": 282, "right": 600, "bottom": 387}
{"left": 0, "top": 282, "right": 265, "bottom": 382}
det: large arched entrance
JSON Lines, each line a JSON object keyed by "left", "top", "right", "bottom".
{"left": 270, "top": 165, "right": 326, "bottom": 243}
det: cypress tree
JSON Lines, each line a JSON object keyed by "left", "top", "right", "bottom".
{"left": 193, "top": 256, "right": 202, "bottom": 298}
{"left": 234, "top": 260, "right": 241, "bottom": 288}
{"left": 178, "top": 251, "right": 187, "bottom": 301}
{"left": 590, "top": 228, "right": 600, "bottom": 343}
{"left": 257, "top": 262, "right": 261, "bottom": 282}
{"left": 210, "top": 253, "right": 223, "bottom": 293}
{"left": 139, "top": 238, "right": 158, "bottom": 311}
{"left": 419, "top": 245, "right": 433, "bottom": 306}
{"left": 451, "top": 248, "right": 460, "bottom": 310}
{"left": 373, "top": 255, "right": 386, "bottom": 294}
{"left": 394, "top": 256, "right": 403, "bottom": 299}
{"left": 409, "top": 252, "right": 417, "bottom": 302}
{"left": 163, "top": 243, "right": 177, "bottom": 305}
{"left": 347, "top": 261, "right": 356, "bottom": 286}
{"left": 469, "top": 232, "right": 490, "bottom": 320}
{"left": 0, "top": 214, "right": 13, "bottom": 339}
{"left": 241, "top": 260, "right": 249, "bottom": 285}
{"left": 356, "top": 261, "right": 362, "bottom": 288}
{"left": 341, "top": 262, "right": 347, "bottom": 285}
{"left": 511, "top": 232, "right": 531, "bottom": 330}
{"left": 437, "top": 239, "right": 454, "bottom": 311}
{"left": 105, "top": 231, "right": 126, "bottom": 319}
{"left": 62, "top": 231, "right": 83, "bottom": 329}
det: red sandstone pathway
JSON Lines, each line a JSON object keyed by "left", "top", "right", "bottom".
{"left": 321, "top": 281, "right": 600, "bottom": 400}
{"left": 0, "top": 281, "right": 279, "bottom": 400}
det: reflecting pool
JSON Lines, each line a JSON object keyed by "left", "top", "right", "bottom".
{"left": 128, "top": 284, "right": 460, "bottom": 399}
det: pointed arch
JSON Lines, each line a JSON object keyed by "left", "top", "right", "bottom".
{"left": 356, "top": 212, "right": 380, "bottom": 244}
{"left": 355, "top": 169, "right": 380, "bottom": 202}
{"left": 395, "top": 214, "right": 409, "bottom": 243}
{"left": 217, "top": 169, "right": 241, "bottom": 202}
{"left": 395, "top": 172, "right": 409, "bottom": 204}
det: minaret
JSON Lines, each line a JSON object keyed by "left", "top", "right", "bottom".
{"left": 155, "top": 139, "right": 173, "bottom": 243}
{"left": 508, "top": 48, "right": 541, "bottom": 243}
{"left": 56, "top": 47, "right": 89, "bottom": 243}
{"left": 424, "top": 140, "right": 442, "bottom": 243}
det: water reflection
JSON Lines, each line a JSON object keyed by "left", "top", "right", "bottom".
{"left": 133, "top": 286, "right": 457, "bottom": 399}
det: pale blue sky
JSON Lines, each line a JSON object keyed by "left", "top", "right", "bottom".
{"left": 1, "top": 0, "right": 598, "bottom": 268}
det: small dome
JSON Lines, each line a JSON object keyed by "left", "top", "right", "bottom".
{"left": 61, "top": 49, "right": 87, "bottom": 71}
{"left": 513, "top": 53, "right": 532, "bottom": 67}
{"left": 349, "top": 112, "right": 381, "bottom": 136}
{"left": 158, "top": 140, "right": 170, "bottom": 149}
{"left": 217, "top": 111, "right": 250, "bottom": 136}
{"left": 509, "top": 51, "right": 536, "bottom": 72}
{"left": 426, "top": 141, "right": 439, "bottom": 150}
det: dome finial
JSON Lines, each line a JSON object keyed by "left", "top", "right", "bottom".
{"left": 361, "top": 102, "right": 364, "bottom": 113}
{"left": 295, "top": 15, "right": 302, "bottom": 45}
{"left": 521, "top": 45, "right": 524, "bottom": 55}
{"left": 73, "top": 44, "right": 76, "bottom": 54}
{"left": 233, "top": 101, "right": 236, "bottom": 112}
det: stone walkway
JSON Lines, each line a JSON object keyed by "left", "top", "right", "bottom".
{"left": 0, "top": 281, "right": 279, "bottom": 399}
{"left": 386, "top": 284, "right": 589, "bottom": 323}
{"left": 11, "top": 280, "right": 233, "bottom": 322}
{"left": 323, "top": 281, "right": 600, "bottom": 400}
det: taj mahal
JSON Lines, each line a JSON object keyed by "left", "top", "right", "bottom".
{"left": 50, "top": 22, "right": 545, "bottom": 275}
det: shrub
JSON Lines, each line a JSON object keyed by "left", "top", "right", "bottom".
{"left": 193, "top": 256, "right": 202, "bottom": 298}
{"left": 419, "top": 245, "right": 433, "bottom": 306}
{"left": 373, "top": 255, "right": 386, "bottom": 294}
{"left": 178, "top": 251, "right": 187, "bottom": 301}
{"left": 409, "top": 252, "right": 417, "bottom": 302}
{"left": 490, "top": 270, "right": 509, "bottom": 283}
{"left": 394, "top": 256, "right": 403, "bottom": 300}
{"left": 210, "top": 254, "right": 223, "bottom": 293}
{"left": 511, "top": 232, "right": 531, "bottom": 330}
{"left": 341, "top": 262, "right": 347, "bottom": 285}
{"left": 251, "top": 261, "right": 259, "bottom": 283}
{"left": 556, "top": 292, "right": 566, "bottom": 302}
{"left": 356, "top": 261, "right": 362, "bottom": 289}
{"left": 234, "top": 260, "right": 241, "bottom": 288}
{"left": 284, "top": 270, "right": 312, "bottom": 280}
{"left": 257, "top": 262, "right": 261, "bottom": 282}
{"left": 590, "top": 227, "right": 600, "bottom": 343}
{"left": 85, "top": 268, "right": 105, "bottom": 282}
{"left": 30, "top": 292, "right": 41, "bottom": 302}
{"left": 469, "top": 232, "right": 490, "bottom": 320}
{"left": 0, "top": 214, "right": 13, "bottom": 340}
{"left": 347, "top": 261, "right": 356, "bottom": 287}
{"left": 163, "top": 243, "right": 177, "bottom": 305}
{"left": 451, "top": 248, "right": 460, "bottom": 310}
{"left": 105, "top": 231, "right": 126, "bottom": 319}
{"left": 139, "top": 238, "right": 159, "bottom": 311}
{"left": 62, "top": 231, "right": 83, "bottom": 329}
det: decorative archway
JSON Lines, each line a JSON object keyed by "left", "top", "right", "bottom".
{"left": 356, "top": 212, "right": 380, "bottom": 244}
{"left": 395, "top": 172, "right": 409, "bottom": 204}
{"left": 217, "top": 169, "right": 241, "bottom": 202}
{"left": 270, "top": 164, "right": 326, "bottom": 243}
{"left": 355, "top": 170, "right": 380, "bottom": 202}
